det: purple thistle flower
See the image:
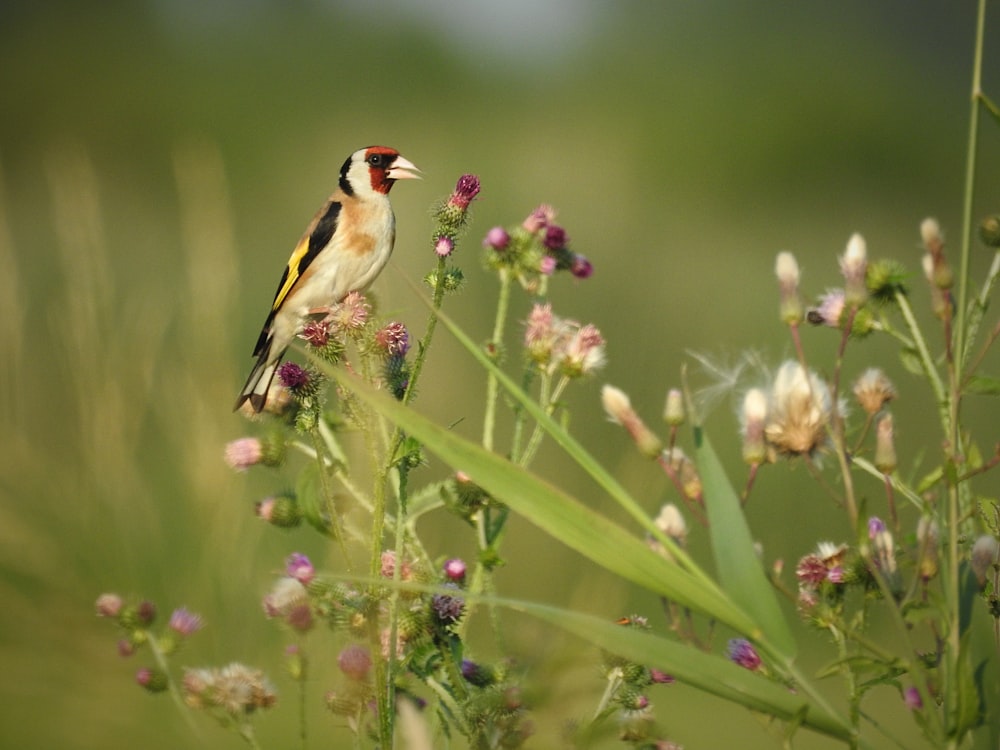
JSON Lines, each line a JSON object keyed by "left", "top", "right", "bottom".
{"left": 278, "top": 362, "right": 310, "bottom": 389}
{"left": 727, "top": 638, "right": 762, "bottom": 671}
{"left": 337, "top": 644, "right": 372, "bottom": 681}
{"left": 650, "top": 669, "right": 674, "bottom": 684}
{"left": 868, "top": 516, "right": 886, "bottom": 540}
{"left": 570, "top": 253, "right": 593, "bottom": 279}
{"left": 431, "top": 584, "right": 465, "bottom": 625}
{"left": 904, "top": 686, "right": 923, "bottom": 711}
{"left": 543, "top": 225, "right": 568, "bottom": 250}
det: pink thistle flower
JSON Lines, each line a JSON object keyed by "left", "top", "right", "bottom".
{"left": 443, "top": 558, "right": 467, "bottom": 583}
{"left": 809, "top": 289, "right": 846, "bottom": 327}
{"left": 95, "top": 593, "right": 123, "bottom": 618}
{"left": 904, "top": 686, "right": 923, "bottom": 711}
{"left": 522, "top": 204, "right": 556, "bottom": 233}
{"left": 299, "top": 319, "right": 331, "bottom": 348}
{"left": 650, "top": 669, "right": 674, "bottom": 684}
{"left": 795, "top": 554, "right": 827, "bottom": 586}
{"left": 331, "top": 291, "right": 371, "bottom": 331}
{"left": 483, "top": 226, "right": 510, "bottom": 251}
{"left": 559, "top": 323, "right": 606, "bottom": 377}
{"left": 285, "top": 552, "right": 315, "bottom": 585}
{"left": 375, "top": 322, "right": 410, "bottom": 356}
{"left": 434, "top": 235, "right": 455, "bottom": 257}
{"left": 539, "top": 255, "right": 557, "bottom": 275}
{"left": 224, "top": 437, "right": 264, "bottom": 471}
{"left": 337, "top": 644, "right": 372, "bottom": 681}
{"left": 169, "top": 607, "right": 204, "bottom": 637}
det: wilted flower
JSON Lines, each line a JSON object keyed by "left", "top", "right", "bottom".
{"left": 764, "top": 361, "right": 832, "bottom": 456}
{"left": 809, "top": 288, "right": 846, "bottom": 327}
{"left": 916, "top": 517, "right": 939, "bottom": 581}
{"left": 654, "top": 503, "right": 687, "bottom": 545}
{"left": 183, "top": 663, "right": 277, "bottom": 716}
{"left": 870, "top": 520, "right": 897, "bottom": 574}
{"left": 853, "top": 368, "right": 896, "bottom": 415}
{"left": 431, "top": 584, "right": 465, "bottom": 626}
{"left": 971, "top": 535, "right": 999, "bottom": 588}
{"left": 663, "top": 388, "right": 685, "bottom": 427}
{"left": 263, "top": 577, "right": 312, "bottom": 632}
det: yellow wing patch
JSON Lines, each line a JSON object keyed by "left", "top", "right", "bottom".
{"left": 272, "top": 236, "right": 311, "bottom": 313}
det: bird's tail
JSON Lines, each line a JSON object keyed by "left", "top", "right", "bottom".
{"left": 234, "top": 340, "right": 282, "bottom": 413}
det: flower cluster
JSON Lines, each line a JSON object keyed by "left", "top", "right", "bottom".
{"left": 95, "top": 593, "right": 203, "bottom": 673}
{"left": 482, "top": 203, "right": 593, "bottom": 292}
{"left": 524, "top": 303, "right": 606, "bottom": 378}
{"left": 182, "top": 663, "right": 277, "bottom": 716}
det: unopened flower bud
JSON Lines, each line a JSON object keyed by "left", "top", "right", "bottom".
{"left": 775, "top": 251, "right": 804, "bottom": 325}
{"left": 922, "top": 254, "right": 953, "bottom": 320}
{"left": 740, "top": 388, "right": 768, "bottom": 465}
{"left": 916, "top": 517, "right": 939, "bottom": 581}
{"left": 663, "top": 388, "right": 685, "bottom": 426}
{"left": 443, "top": 558, "right": 467, "bottom": 583}
{"left": 841, "top": 233, "right": 868, "bottom": 307}
{"left": 874, "top": 413, "right": 897, "bottom": 474}
{"left": 920, "top": 218, "right": 944, "bottom": 255}
{"left": 601, "top": 385, "right": 663, "bottom": 459}
{"left": 980, "top": 214, "right": 1000, "bottom": 247}
{"left": 570, "top": 253, "right": 593, "bottom": 279}
{"left": 136, "top": 667, "right": 168, "bottom": 693}
{"left": 255, "top": 493, "right": 302, "bottom": 528}
{"left": 727, "top": 638, "right": 761, "bottom": 671}
{"left": 224, "top": 435, "right": 285, "bottom": 471}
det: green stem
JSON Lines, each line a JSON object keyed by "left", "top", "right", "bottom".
{"left": 483, "top": 268, "right": 513, "bottom": 452}
{"left": 310, "top": 428, "right": 349, "bottom": 567}
{"left": 894, "top": 290, "right": 948, "bottom": 428}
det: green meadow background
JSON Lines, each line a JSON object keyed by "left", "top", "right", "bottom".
{"left": 2, "top": 1, "right": 999, "bottom": 748}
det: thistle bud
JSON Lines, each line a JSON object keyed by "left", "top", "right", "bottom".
{"left": 916, "top": 517, "right": 939, "bottom": 581}
{"left": 979, "top": 214, "right": 1000, "bottom": 247}
{"left": 775, "top": 251, "right": 804, "bottom": 325}
{"left": 841, "top": 233, "right": 868, "bottom": 307}
{"left": 255, "top": 493, "right": 302, "bottom": 528}
{"left": 663, "top": 388, "right": 685, "bottom": 426}
{"left": 601, "top": 385, "right": 663, "bottom": 459}
{"left": 740, "top": 388, "right": 768, "bottom": 465}
{"left": 874, "top": 413, "right": 897, "bottom": 474}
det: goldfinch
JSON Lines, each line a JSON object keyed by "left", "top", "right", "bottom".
{"left": 235, "top": 145, "right": 420, "bottom": 413}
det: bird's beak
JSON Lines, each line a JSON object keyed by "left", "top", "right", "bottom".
{"left": 387, "top": 156, "right": 421, "bottom": 180}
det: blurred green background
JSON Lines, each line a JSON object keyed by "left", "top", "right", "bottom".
{"left": 2, "top": 1, "right": 999, "bottom": 747}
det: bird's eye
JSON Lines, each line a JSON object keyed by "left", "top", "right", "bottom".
{"left": 367, "top": 154, "right": 383, "bottom": 167}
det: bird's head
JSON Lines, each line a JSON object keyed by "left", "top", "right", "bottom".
{"left": 341, "top": 146, "right": 421, "bottom": 196}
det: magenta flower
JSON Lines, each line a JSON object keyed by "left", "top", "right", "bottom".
{"left": 448, "top": 174, "right": 481, "bottom": 210}
{"left": 277, "top": 362, "right": 310, "bottom": 389}
{"left": 285, "top": 552, "right": 315, "bottom": 585}
{"left": 904, "top": 686, "right": 923, "bottom": 710}
{"left": 570, "top": 254, "right": 593, "bottom": 279}
{"left": 443, "top": 558, "right": 467, "bottom": 583}
{"left": 727, "top": 638, "right": 762, "bottom": 671}
{"left": 543, "top": 225, "right": 567, "bottom": 250}
{"left": 435, "top": 235, "right": 455, "bottom": 257}
{"left": 375, "top": 322, "right": 410, "bottom": 356}
{"left": 522, "top": 204, "right": 556, "bottom": 233}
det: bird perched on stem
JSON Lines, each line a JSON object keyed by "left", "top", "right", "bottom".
{"left": 235, "top": 145, "right": 420, "bottom": 413}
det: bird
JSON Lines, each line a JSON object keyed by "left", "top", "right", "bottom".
{"left": 234, "top": 145, "right": 420, "bottom": 413}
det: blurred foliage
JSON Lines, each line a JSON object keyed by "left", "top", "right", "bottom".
{"left": 1, "top": 1, "right": 998, "bottom": 748}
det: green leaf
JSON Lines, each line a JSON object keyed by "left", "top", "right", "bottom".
{"left": 508, "top": 600, "right": 853, "bottom": 742}
{"left": 296, "top": 462, "right": 333, "bottom": 536}
{"left": 324, "top": 364, "right": 760, "bottom": 636}
{"left": 898, "top": 346, "right": 925, "bottom": 376}
{"left": 964, "top": 374, "right": 1000, "bottom": 396}
{"left": 948, "top": 633, "right": 984, "bottom": 739}
{"left": 693, "top": 427, "right": 796, "bottom": 658}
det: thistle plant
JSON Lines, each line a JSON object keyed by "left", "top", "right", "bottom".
{"left": 94, "top": 6, "right": 1000, "bottom": 749}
